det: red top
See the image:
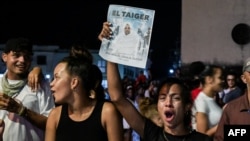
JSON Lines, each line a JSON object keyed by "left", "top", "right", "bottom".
{"left": 191, "top": 87, "right": 202, "bottom": 101}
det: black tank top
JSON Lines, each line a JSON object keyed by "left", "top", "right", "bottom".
{"left": 56, "top": 101, "right": 108, "bottom": 141}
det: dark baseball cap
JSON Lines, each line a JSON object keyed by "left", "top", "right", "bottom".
{"left": 4, "top": 37, "right": 33, "bottom": 55}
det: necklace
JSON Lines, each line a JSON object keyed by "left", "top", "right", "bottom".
{"left": 162, "top": 130, "right": 187, "bottom": 141}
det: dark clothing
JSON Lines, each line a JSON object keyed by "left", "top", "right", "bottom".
{"left": 143, "top": 118, "right": 212, "bottom": 141}
{"left": 222, "top": 86, "right": 242, "bottom": 104}
{"left": 56, "top": 101, "right": 108, "bottom": 141}
{"left": 214, "top": 93, "right": 250, "bottom": 141}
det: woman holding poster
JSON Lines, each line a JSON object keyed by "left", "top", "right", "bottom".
{"left": 99, "top": 21, "right": 213, "bottom": 141}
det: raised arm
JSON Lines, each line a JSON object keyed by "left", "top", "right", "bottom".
{"left": 99, "top": 22, "right": 145, "bottom": 136}
{"left": 107, "top": 61, "right": 145, "bottom": 136}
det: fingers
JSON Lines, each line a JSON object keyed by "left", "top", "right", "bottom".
{"left": 28, "top": 73, "right": 34, "bottom": 90}
{"left": 0, "top": 95, "right": 10, "bottom": 110}
{"left": 30, "top": 78, "right": 36, "bottom": 92}
{"left": 28, "top": 74, "right": 39, "bottom": 92}
{"left": 2, "top": 94, "right": 12, "bottom": 109}
{"left": 28, "top": 67, "right": 42, "bottom": 92}
{"left": 0, "top": 95, "right": 22, "bottom": 114}
{"left": 98, "top": 21, "right": 112, "bottom": 41}
{"left": 28, "top": 77, "right": 34, "bottom": 91}
{"left": 104, "top": 22, "right": 112, "bottom": 34}
{"left": 3, "top": 96, "right": 20, "bottom": 113}
{"left": 34, "top": 77, "right": 38, "bottom": 92}
{"left": 6, "top": 98, "right": 18, "bottom": 112}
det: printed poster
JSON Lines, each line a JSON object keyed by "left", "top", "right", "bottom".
{"left": 99, "top": 4, "right": 155, "bottom": 68}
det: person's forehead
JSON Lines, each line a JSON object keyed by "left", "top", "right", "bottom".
{"left": 227, "top": 75, "right": 235, "bottom": 78}
{"left": 160, "top": 84, "right": 181, "bottom": 94}
{"left": 214, "top": 68, "right": 223, "bottom": 75}
{"left": 125, "top": 24, "right": 130, "bottom": 28}
{"left": 10, "top": 50, "right": 33, "bottom": 56}
{"left": 54, "top": 63, "right": 67, "bottom": 73}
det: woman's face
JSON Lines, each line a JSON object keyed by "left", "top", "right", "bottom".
{"left": 157, "top": 84, "right": 187, "bottom": 129}
{"left": 211, "top": 68, "right": 224, "bottom": 92}
{"left": 50, "top": 62, "right": 72, "bottom": 104}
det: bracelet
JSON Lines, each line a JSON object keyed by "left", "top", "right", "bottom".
{"left": 18, "top": 105, "right": 27, "bottom": 117}
{"left": 21, "top": 107, "right": 28, "bottom": 118}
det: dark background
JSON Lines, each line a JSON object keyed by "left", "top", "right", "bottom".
{"left": 0, "top": 1, "right": 181, "bottom": 79}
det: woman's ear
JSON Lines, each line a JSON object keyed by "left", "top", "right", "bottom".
{"left": 89, "top": 90, "right": 96, "bottom": 99}
{"left": 71, "top": 77, "right": 79, "bottom": 90}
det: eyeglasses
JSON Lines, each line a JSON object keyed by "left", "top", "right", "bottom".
{"left": 227, "top": 79, "right": 235, "bottom": 81}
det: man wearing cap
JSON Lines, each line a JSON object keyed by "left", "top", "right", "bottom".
{"left": 214, "top": 57, "right": 250, "bottom": 141}
{"left": 0, "top": 37, "right": 55, "bottom": 141}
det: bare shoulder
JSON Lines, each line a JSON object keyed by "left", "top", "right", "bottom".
{"left": 101, "top": 101, "right": 121, "bottom": 127}
{"left": 101, "top": 101, "right": 122, "bottom": 122}
{"left": 102, "top": 101, "right": 117, "bottom": 114}
{"left": 46, "top": 105, "right": 62, "bottom": 129}
{"left": 48, "top": 105, "right": 62, "bottom": 119}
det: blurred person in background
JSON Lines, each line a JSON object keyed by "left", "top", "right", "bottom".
{"left": 191, "top": 65, "right": 224, "bottom": 137}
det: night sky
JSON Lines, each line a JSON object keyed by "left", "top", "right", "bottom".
{"left": 0, "top": 1, "right": 181, "bottom": 79}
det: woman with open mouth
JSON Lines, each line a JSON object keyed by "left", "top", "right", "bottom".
{"left": 99, "top": 21, "right": 213, "bottom": 141}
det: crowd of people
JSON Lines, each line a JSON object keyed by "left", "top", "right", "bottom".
{"left": 99, "top": 21, "right": 249, "bottom": 141}
{"left": 0, "top": 20, "right": 249, "bottom": 141}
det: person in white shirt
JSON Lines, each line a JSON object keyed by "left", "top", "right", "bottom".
{"left": 0, "top": 37, "right": 55, "bottom": 141}
{"left": 192, "top": 65, "right": 224, "bottom": 137}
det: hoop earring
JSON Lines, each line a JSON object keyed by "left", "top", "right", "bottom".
{"left": 89, "top": 90, "right": 96, "bottom": 99}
